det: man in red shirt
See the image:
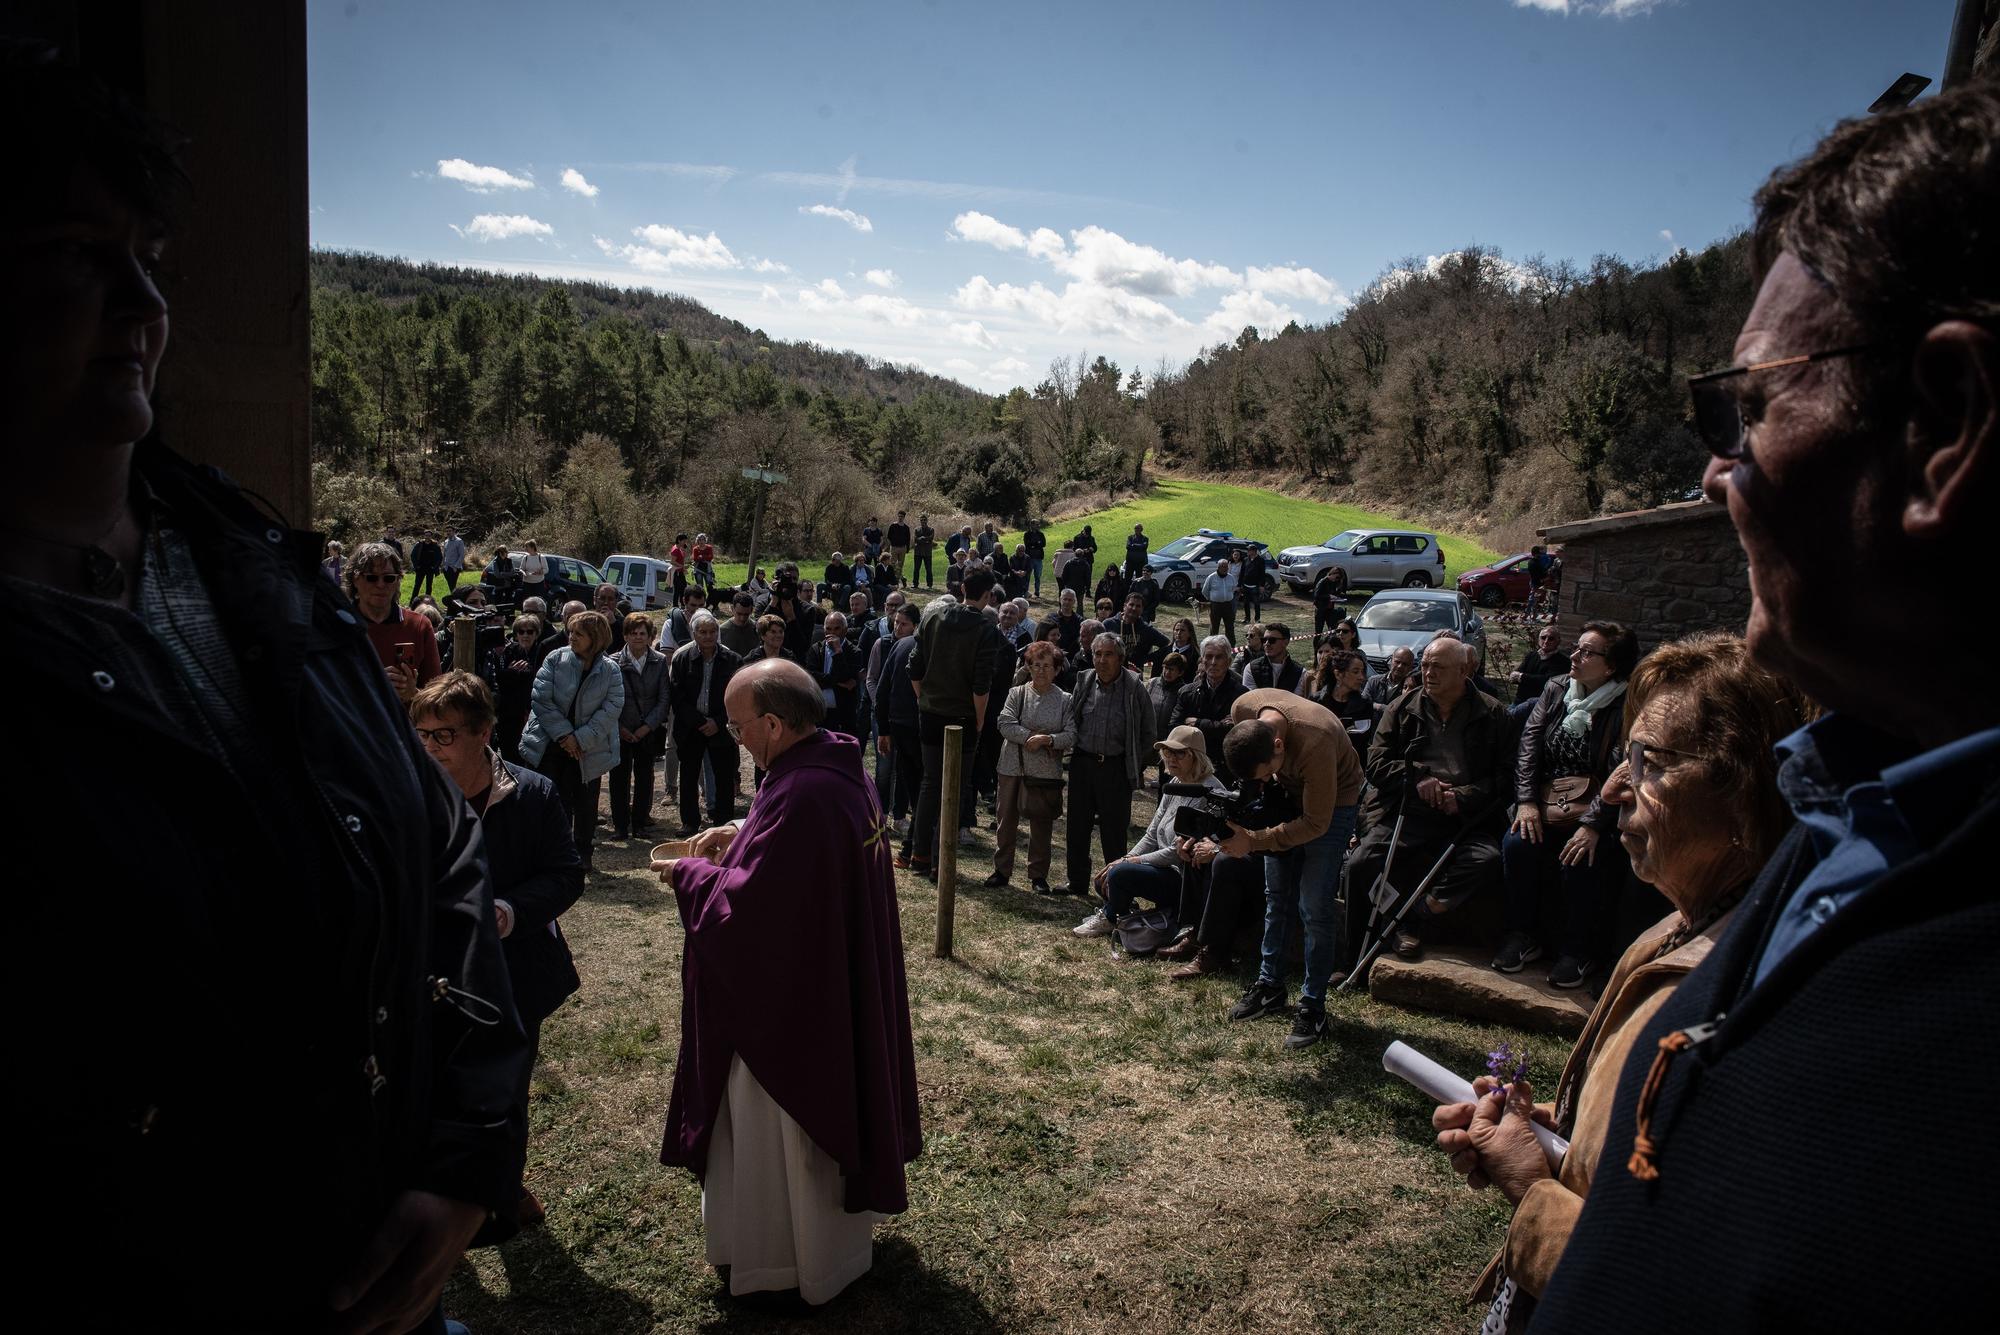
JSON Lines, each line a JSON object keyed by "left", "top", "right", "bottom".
{"left": 345, "top": 540, "right": 443, "bottom": 700}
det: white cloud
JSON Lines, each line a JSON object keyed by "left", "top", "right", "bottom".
{"left": 954, "top": 275, "right": 1191, "bottom": 342}
{"left": 801, "top": 203, "right": 873, "bottom": 232}
{"left": 852, "top": 294, "right": 928, "bottom": 328}
{"left": 951, "top": 210, "right": 1026, "bottom": 250}
{"left": 590, "top": 160, "right": 740, "bottom": 186}
{"left": 750, "top": 257, "right": 792, "bottom": 274}
{"left": 864, "top": 268, "right": 900, "bottom": 289}
{"left": 1659, "top": 228, "right": 1675, "bottom": 245}
{"left": 1027, "top": 227, "right": 1068, "bottom": 261}
{"left": 450, "top": 213, "right": 553, "bottom": 242}
{"left": 989, "top": 356, "right": 1030, "bottom": 377}
{"left": 948, "top": 319, "right": 998, "bottom": 350}
{"left": 437, "top": 158, "right": 534, "bottom": 192}
{"left": 954, "top": 213, "right": 1239, "bottom": 299}
{"left": 594, "top": 224, "right": 739, "bottom": 272}
{"left": 1205, "top": 288, "right": 1304, "bottom": 337}
{"left": 943, "top": 357, "right": 982, "bottom": 375}
{"left": 1510, "top": 0, "right": 1669, "bottom": 13}
{"left": 1055, "top": 225, "right": 1240, "bottom": 297}
{"left": 1245, "top": 264, "right": 1343, "bottom": 305}
{"left": 560, "top": 168, "right": 599, "bottom": 198}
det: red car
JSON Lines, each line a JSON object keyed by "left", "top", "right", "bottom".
{"left": 1457, "top": 549, "right": 1559, "bottom": 608}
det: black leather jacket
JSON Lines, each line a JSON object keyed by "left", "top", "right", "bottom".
{"left": 14, "top": 445, "right": 527, "bottom": 1323}
{"left": 1514, "top": 673, "right": 1622, "bottom": 830}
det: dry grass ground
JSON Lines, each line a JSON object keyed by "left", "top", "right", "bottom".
{"left": 443, "top": 589, "right": 1555, "bottom": 1334}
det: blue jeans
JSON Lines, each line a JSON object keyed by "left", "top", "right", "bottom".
{"left": 1030, "top": 557, "right": 1044, "bottom": 596}
{"left": 1258, "top": 804, "right": 1359, "bottom": 1006}
{"left": 1105, "top": 859, "right": 1183, "bottom": 919}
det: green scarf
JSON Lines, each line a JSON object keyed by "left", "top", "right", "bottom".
{"left": 1560, "top": 676, "right": 1626, "bottom": 740}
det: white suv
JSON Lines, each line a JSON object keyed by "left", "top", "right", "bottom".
{"left": 1276, "top": 528, "right": 1447, "bottom": 594}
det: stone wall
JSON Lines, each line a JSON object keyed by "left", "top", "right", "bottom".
{"left": 1540, "top": 500, "right": 1750, "bottom": 651}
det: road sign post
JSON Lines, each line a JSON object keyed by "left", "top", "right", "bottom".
{"left": 740, "top": 465, "right": 787, "bottom": 581}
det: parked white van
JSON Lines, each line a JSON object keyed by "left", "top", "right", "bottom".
{"left": 601, "top": 553, "right": 675, "bottom": 609}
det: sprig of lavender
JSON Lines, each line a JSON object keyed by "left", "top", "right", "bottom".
{"left": 1486, "top": 1042, "right": 1530, "bottom": 1091}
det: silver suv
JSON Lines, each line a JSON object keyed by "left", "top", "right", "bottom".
{"left": 1276, "top": 528, "right": 1447, "bottom": 594}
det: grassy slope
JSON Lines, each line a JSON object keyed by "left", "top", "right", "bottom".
{"left": 1040, "top": 479, "right": 1505, "bottom": 583}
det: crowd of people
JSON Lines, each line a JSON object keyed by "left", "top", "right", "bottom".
{"left": 19, "top": 44, "right": 1994, "bottom": 1331}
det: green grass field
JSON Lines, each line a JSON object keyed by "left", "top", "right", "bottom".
{"left": 395, "top": 479, "right": 1506, "bottom": 604}
{"left": 1033, "top": 479, "right": 1505, "bottom": 584}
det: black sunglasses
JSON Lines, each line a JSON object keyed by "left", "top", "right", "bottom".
{"left": 1687, "top": 342, "right": 1891, "bottom": 459}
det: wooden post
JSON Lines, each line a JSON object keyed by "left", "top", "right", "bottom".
{"left": 935, "top": 723, "right": 964, "bottom": 958}
{"left": 452, "top": 616, "right": 479, "bottom": 672}
{"left": 744, "top": 479, "right": 768, "bottom": 586}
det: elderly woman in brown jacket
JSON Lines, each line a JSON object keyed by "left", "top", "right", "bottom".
{"left": 1432, "top": 633, "right": 1812, "bottom": 1332}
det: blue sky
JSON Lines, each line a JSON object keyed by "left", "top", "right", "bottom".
{"left": 309, "top": 0, "right": 1958, "bottom": 390}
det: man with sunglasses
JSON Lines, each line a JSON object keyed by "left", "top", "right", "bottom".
{"left": 1241, "top": 621, "right": 1305, "bottom": 694}
{"left": 1534, "top": 84, "right": 2000, "bottom": 1332}
{"left": 346, "top": 539, "right": 442, "bottom": 701}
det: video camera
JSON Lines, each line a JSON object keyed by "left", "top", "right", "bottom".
{"left": 1165, "top": 778, "right": 1301, "bottom": 842}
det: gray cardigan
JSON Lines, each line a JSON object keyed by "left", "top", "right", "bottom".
{"left": 611, "top": 646, "right": 670, "bottom": 733}
{"left": 997, "top": 681, "right": 1075, "bottom": 781}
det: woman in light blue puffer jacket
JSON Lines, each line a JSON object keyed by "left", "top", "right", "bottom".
{"left": 520, "top": 608, "right": 625, "bottom": 869}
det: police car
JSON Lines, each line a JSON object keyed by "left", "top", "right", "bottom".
{"left": 1147, "top": 529, "right": 1278, "bottom": 603}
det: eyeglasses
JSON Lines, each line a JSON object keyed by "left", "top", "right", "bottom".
{"left": 357, "top": 572, "right": 398, "bottom": 584}
{"left": 413, "top": 725, "right": 459, "bottom": 747}
{"left": 1262, "top": 636, "right": 1286, "bottom": 645}
{"left": 724, "top": 712, "right": 772, "bottom": 742}
{"left": 1626, "top": 739, "right": 1706, "bottom": 787}
{"left": 1687, "top": 342, "right": 1891, "bottom": 459}
{"left": 1572, "top": 645, "right": 1609, "bottom": 661}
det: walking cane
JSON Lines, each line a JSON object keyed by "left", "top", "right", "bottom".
{"left": 1336, "top": 796, "right": 1505, "bottom": 994}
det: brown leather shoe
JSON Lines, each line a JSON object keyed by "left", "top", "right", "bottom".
{"left": 1169, "top": 946, "right": 1225, "bottom": 980}
{"left": 1156, "top": 931, "right": 1199, "bottom": 961}
{"left": 517, "top": 1186, "right": 547, "bottom": 1228}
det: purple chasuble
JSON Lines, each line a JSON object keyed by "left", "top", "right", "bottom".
{"left": 662, "top": 728, "right": 921, "bottom": 1213}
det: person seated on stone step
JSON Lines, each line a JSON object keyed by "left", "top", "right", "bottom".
{"left": 1339, "top": 636, "right": 1510, "bottom": 972}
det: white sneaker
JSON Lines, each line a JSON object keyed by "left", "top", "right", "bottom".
{"left": 1072, "top": 910, "right": 1113, "bottom": 938}
{"left": 892, "top": 817, "right": 910, "bottom": 835}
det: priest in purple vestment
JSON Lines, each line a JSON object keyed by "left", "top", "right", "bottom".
{"left": 652, "top": 658, "right": 921, "bottom": 1303}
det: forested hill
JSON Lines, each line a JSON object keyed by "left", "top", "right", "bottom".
{"left": 311, "top": 249, "right": 983, "bottom": 404}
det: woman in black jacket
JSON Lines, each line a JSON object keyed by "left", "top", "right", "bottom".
{"left": 411, "top": 672, "right": 583, "bottom": 1231}
{"left": 1495, "top": 619, "right": 1640, "bottom": 988}
{"left": 1094, "top": 563, "right": 1127, "bottom": 611}
{"left": 487, "top": 614, "right": 544, "bottom": 761}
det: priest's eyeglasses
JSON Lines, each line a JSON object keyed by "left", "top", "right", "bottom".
{"left": 1686, "top": 343, "right": 1891, "bottom": 459}
{"left": 724, "top": 713, "right": 771, "bottom": 742}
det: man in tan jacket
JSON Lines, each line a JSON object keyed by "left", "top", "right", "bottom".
{"left": 1217, "top": 689, "right": 1364, "bottom": 1048}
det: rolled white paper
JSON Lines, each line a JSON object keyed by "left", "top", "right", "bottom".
{"left": 1383, "top": 1040, "right": 1569, "bottom": 1172}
